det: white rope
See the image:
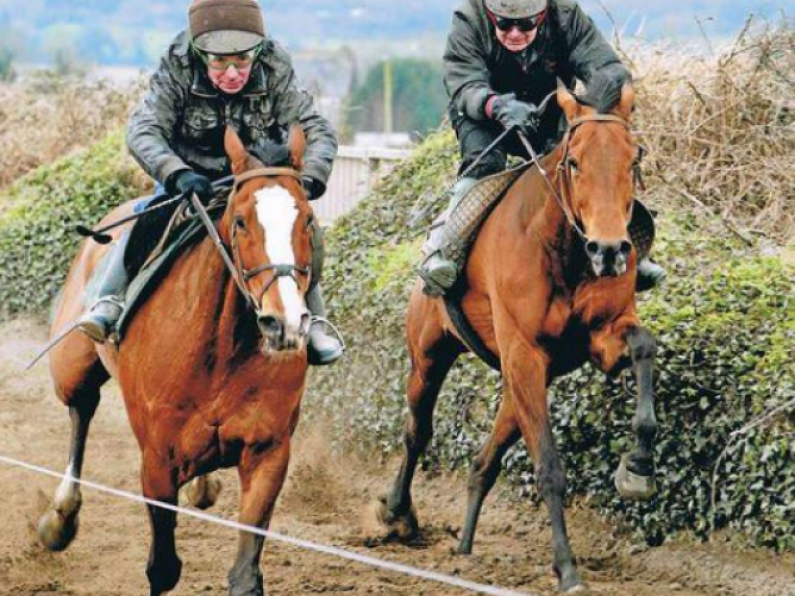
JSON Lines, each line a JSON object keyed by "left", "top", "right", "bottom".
{"left": 0, "top": 454, "right": 536, "bottom": 596}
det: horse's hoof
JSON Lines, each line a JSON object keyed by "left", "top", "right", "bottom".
{"left": 38, "top": 509, "right": 79, "bottom": 552}
{"left": 614, "top": 454, "right": 657, "bottom": 501}
{"left": 371, "top": 495, "right": 420, "bottom": 541}
{"left": 185, "top": 475, "right": 222, "bottom": 510}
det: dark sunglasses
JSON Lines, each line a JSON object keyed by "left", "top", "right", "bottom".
{"left": 489, "top": 9, "right": 547, "bottom": 32}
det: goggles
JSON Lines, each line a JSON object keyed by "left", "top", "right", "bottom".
{"left": 195, "top": 45, "right": 261, "bottom": 71}
{"left": 488, "top": 9, "right": 547, "bottom": 33}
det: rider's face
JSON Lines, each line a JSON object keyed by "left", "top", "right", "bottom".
{"left": 207, "top": 63, "right": 253, "bottom": 95}
{"left": 495, "top": 25, "right": 539, "bottom": 53}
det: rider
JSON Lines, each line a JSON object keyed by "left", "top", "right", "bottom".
{"left": 419, "top": 0, "right": 666, "bottom": 296}
{"left": 76, "top": 0, "right": 343, "bottom": 365}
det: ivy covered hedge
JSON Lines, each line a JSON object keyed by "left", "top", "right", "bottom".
{"left": 0, "top": 130, "right": 144, "bottom": 316}
{"left": 307, "top": 131, "right": 795, "bottom": 550}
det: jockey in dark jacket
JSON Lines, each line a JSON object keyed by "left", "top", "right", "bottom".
{"left": 419, "top": 0, "right": 665, "bottom": 296}
{"left": 77, "top": 0, "right": 343, "bottom": 365}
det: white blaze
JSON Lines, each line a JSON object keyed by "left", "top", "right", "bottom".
{"left": 254, "top": 187, "right": 304, "bottom": 330}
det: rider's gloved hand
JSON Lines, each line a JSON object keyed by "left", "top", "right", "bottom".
{"left": 171, "top": 170, "right": 215, "bottom": 204}
{"left": 489, "top": 93, "right": 540, "bottom": 133}
{"left": 302, "top": 176, "right": 325, "bottom": 201}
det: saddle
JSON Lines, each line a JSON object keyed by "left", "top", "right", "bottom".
{"left": 442, "top": 167, "right": 657, "bottom": 372}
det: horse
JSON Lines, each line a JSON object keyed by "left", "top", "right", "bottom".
{"left": 39, "top": 126, "right": 315, "bottom": 596}
{"left": 376, "top": 80, "right": 658, "bottom": 593}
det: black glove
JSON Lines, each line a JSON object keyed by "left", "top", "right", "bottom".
{"left": 171, "top": 171, "right": 214, "bottom": 204}
{"left": 490, "top": 93, "right": 540, "bottom": 133}
{"left": 302, "top": 176, "right": 325, "bottom": 201}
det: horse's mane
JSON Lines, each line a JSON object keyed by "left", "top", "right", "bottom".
{"left": 249, "top": 139, "right": 292, "bottom": 169}
{"left": 575, "top": 66, "right": 631, "bottom": 114}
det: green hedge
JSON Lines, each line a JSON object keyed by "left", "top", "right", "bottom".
{"left": 307, "top": 131, "right": 795, "bottom": 550}
{"left": 0, "top": 130, "right": 142, "bottom": 316}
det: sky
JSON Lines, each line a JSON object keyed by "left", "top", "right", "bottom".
{"left": 0, "top": 0, "right": 793, "bottom": 66}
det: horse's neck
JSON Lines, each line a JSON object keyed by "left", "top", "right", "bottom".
{"left": 184, "top": 236, "right": 260, "bottom": 363}
{"left": 519, "top": 155, "right": 588, "bottom": 290}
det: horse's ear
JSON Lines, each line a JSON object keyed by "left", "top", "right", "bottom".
{"left": 287, "top": 125, "right": 305, "bottom": 171}
{"left": 225, "top": 127, "right": 251, "bottom": 175}
{"left": 556, "top": 79, "right": 579, "bottom": 122}
{"left": 615, "top": 81, "right": 635, "bottom": 121}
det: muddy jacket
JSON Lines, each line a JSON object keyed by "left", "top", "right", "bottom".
{"left": 128, "top": 31, "right": 337, "bottom": 194}
{"left": 444, "top": 0, "right": 628, "bottom": 124}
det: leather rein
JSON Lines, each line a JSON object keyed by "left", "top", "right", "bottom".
{"left": 518, "top": 114, "right": 646, "bottom": 244}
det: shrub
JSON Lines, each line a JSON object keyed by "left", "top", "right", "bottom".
{"left": 0, "top": 130, "right": 147, "bottom": 316}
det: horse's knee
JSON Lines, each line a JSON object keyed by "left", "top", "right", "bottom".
{"left": 405, "top": 417, "right": 433, "bottom": 453}
{"left": 627, "top": 327, "right": 656, "bottom": 362}
{"left": 536, "top": 451, "right": 567, "bottom": 501}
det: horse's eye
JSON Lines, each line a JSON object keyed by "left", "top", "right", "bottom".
{"left": 568, "top": 159, "right": 579, "bottom": 173}
{"left": 234, "top": 215, "right": 247, "bottom": 231}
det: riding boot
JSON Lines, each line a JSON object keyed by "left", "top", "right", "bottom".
{"left": 418, "top": 177, "right": 479, "bottom": 297}
{"left": 636, "top": 257, "right": 666, "bottom": 292}
{"left": 306, "top": 283, "right": 343, "bottom": 366}
{"left": 76, "top": 231, "right": 131, "bottom": 344}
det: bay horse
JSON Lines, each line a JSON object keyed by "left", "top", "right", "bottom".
{"left": 39, "top": 126, "right": 315, "bottom": 596}
{"left": 377, "top": 81, "right": 658, "bottom": 593}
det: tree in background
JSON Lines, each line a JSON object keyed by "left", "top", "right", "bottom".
{"left": 0, "top": 46, "right": 15, "bottom": 82}
{"left": 345, "top": 58, "right": 447, "bottom": 140}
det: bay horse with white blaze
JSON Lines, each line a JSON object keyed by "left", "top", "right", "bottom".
{"left": 377, "top": 81, "right": 658, "bottom": 593}
{"left": 40, "top": 126, "right": 314, "bottom": 596}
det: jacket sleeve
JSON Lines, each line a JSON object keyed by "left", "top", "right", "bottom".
{"left": 563, "top": 3, "right": 629, "bottom": 86}
{"left": 269, "top": 49, "right": 338, "bottom": 194}
{"left": 443, "top": 11, "right": 494, "bottom": 121}
{"left": 126, "top": 54, "right": 192, "bottom": 187}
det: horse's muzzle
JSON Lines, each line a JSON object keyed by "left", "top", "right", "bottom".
{"left": 585, "top": 239, "right": 632, "bottom": 278}
{"left": 256, "top": 312, "right": 308, "bottom": 354}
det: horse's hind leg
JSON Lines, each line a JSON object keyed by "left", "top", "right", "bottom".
{"left": 228, "top": 441, "right": 291, "bottom": 596}
{"left": 377, "top": 316, "right": 462, "bottom": 540}
{"left": 458, "top": 389, "right": 521, "bottom": 554}
{"left": 39, "top": 341, "right": 108, "bottom": 552}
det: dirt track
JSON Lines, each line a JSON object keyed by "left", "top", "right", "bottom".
{"left": 1, "top": 318, "right": 793, "bottom": 596}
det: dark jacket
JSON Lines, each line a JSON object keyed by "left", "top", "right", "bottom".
{"left": 444, "top": 0, "right": 628, "bottom": 128}
{"left": 127, "top": 31, "right": 337, "bottom": 194}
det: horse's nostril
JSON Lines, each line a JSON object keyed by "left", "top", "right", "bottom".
{"left": 585, "top": 240, "right": 600, "bottom": 256}
{"left": 620, "top": 240, "right": 633, "bottom": 256}
{"left": 258, "top": 315, "right": 283, "bottom": 336}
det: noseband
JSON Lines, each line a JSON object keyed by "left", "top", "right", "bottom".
{"left": 228, "top": 167, "right": 311, "bottom": 310}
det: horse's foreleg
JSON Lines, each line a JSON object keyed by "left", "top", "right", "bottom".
{"left": 38, "top": 392, "right": 101, "bottom": 552}
{"left": 228, "top": 441, "right": 291, "bottom": 596}
{"left": 377, "top": 339, "right": 459, "bottom": 541}
{"left": 141, "top": 457, "right": 182, "bottom": 596}
{"left": 506, "top": 350, "right": 583, "bottom": 594}
{"left": 459, "top": 392, "right": 520, "bottom": 554}
{"left": 615, "top": 326, "right": 658, "bottom": 501}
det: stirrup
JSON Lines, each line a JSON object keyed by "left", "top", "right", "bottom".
{"left": 77, "top": 296, "right": 125, "bottom": 344}
{"left": 307, "top": 316, "right": 345, "bottom": 366}
{"left": 309, "top": 316, "right": 346, "bottom": 351}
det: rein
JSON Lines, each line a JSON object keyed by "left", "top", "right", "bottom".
{"left": 517, "top": 114, "right": 646, "bottom": 244}
{"left": 195, "top": 166, "right": 309, "bottom": 312}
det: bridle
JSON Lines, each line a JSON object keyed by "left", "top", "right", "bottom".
{"left": 225, "top": 167, "right": 311, "bottom": 311}
{"left": 519, "top": 113, "right": 646, "bottom": 243}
